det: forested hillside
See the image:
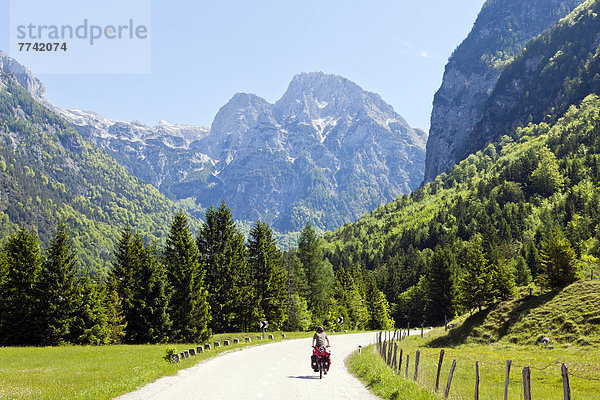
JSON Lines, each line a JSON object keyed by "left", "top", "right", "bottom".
{"left": 325, "top": 94, "right": 600, "bottom": 325}
{"left": 324, "top": 0, "right": 600, "bottom": 327}
{"left": 0, "top": 72, "right": 190, "bottom": 274}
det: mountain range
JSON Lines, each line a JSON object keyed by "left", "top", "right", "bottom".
{"left": 52, "top": 71, "right": 427, "bottom": 233}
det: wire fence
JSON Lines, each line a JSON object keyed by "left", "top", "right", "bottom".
{"left": 374, "top": 330, "right": 599, "bottom": 399}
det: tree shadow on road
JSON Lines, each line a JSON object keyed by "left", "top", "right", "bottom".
{"left": 287, "top": 375, "right": 321, "bottom": 379}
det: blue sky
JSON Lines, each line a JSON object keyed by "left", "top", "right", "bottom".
{"left": 1, "top": 0, "right": 486, "bottom": 131}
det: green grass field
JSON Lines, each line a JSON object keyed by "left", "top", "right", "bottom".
{"left": 348, "top": 334, "right": 600, "bottom": 400}
{"left": 0, "top": 331, "right": 313, "bottom": 400}
{"left": 347, "top": 279, "right": 600, "bottom": 400}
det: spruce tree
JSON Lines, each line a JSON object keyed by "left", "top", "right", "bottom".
{"left": 540, "top": 229, "right": 580, "bottom": 289}
{"left": 0, "top": 227, "right": 43, "bottom": 345}
{"left": 297, "top": 223, "right": 334, "bottom": 321}
{"left": 165, "top": 211, "right": 210, "bottom": 342}
{"left": 423, "top": 246, "right": 455, "bottom": 325}
{"left": 456, "top": 242, "right": 494, "bottom": 312}
{"left": 247, "top": 221, "right": 286, "bottom": 330}
{"left": 128, "top": 243, "right": 172, "bottom": 343}
{"left": 38, "top": 222, "right": 82, "bottom": 345}
{"left": 108, "top": 224, "right": 140, "bottom": 337}
{"left": 197, "top": 202, "right": 249, "bottom": 333}
{"left": 365, "top": 277, "right": 394, "bottom": 330}
{"left": 71, "top": 276, "right": 113, "bottom": 345}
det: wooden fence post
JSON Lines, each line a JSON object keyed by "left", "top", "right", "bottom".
{"left": 562, "top": 363, "right": 571, "bottom": 400}
{"left": 445, "top": 359, "right": 457, "bottom": 399}
{"left": 414, "top": 350, "right": 421, "bottom": 381}
{"left": 475, "top": 361, "right": 480, "bottom": 400}
{"left": 388, "top": 341, "right": 393, "bottom": 364}
{"left": 407, "top": 322, "right": 410, "bottom": 336}
{"left": 435, "top": 349, "right": 445, "bottom": 393}
{"left": 522, "top": 366, "right": 531, "bottom": 400}
{"left": 421, "top": 323, "right": 424, "bottom": 338}
{"left": 398, "top": 348, "right": 403, "bottom": 375}
{"left": 504, "top": 359, "right": 512, "bottom": 400}
{"left": 383, "top": 341, "right": 387, "bottom": 363}
{"left": 393, "top": 343, "right": 398, "bottom": 371}
{"left": 405, "top": 354, "right": 410, "bottom": 378}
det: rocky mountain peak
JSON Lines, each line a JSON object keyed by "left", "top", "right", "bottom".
{"left": 210, "top": 92, "right": 272, "bottom": 137}
{"left": 0, "top": 51, "right": 46, "bottom": 102}
{"left": 274, "top": 71, "right": 395, "bottom": 124}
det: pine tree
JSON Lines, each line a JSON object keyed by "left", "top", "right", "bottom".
{"left": 540, "top": 228, "right": 580, "bottom": 290}
{"left": 365, "top": 277, "right": 394, "bottom": 330}
{"left": 108, "top": 225, "right": 140, "bottom": 340}
{"left": 128, "top": 242, "right": 172, "bottom": 343}
{"left": 282, "top": 252, "right": 308, "bottom": 330}
{"left": 71, "top": 277, "right": 112, "bottom": 345}
{"left": 423, "top": 246, "right": 455, "bottom": 326}
{"left": 106, "top": 285, "right": 127, "bottom": 344}
{"left": 38, "top": 222, "right": 82, "bottom": 345}
{"left": 247, "top": 220, "right": 287, "bottom": 330}
{"left": 297, "top": 223, "right": 334, "bottom": 321}
{"left": 456, "top": 242, "right": 494, "bottom": 312}
{"left": 333, "top": 267, "right": 368, "bottom": 329}
{"left": 0, "top": 227, "right": 43, "bottom": 345}
{"left": 165, "top": 211, "right": 211, "bottom": 342}
{"left": 197, "top": 203, "right": 249, "bottom": 333}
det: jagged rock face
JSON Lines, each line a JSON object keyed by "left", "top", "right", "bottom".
{"left": 2, "top": 52, "right": 426, "bottom": 232}
{"left": 424, "top": 0, "right": 584, "bottom": 183}
{"left": 198, "top": 72, "right": 427, "bottom": 232}
{"left": 69, "top": 72, "right": 426, "bottom": 232}
{"left": 469, "top": 0, "right": 600, "bottom": 153}
{"left": 58, "top": 109, "right": 211, "bottom": 188}
{"left": 0, "top": 51, "right": 46, "bottom": 102}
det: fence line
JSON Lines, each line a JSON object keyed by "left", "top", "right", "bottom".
{"left": 374, "top": 331, "right": 591, "bottom": 399}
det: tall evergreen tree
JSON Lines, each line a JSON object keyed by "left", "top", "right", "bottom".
{"left": 282, "top": 252, "right": 309, "bottom": 330}
{"left": 333, "top": 267, "right": 368, "bottom": 329}
{"left": 197, "top": 202, "right": 249, "bottom": 333}
{"left": 540, "top": 228, "right": 580, "bottom": 290}
{"left": 128, "top": 242, "right": 172, "bottom": 343}
{"left": 423, "top": 246, "right": 455, "bottom": 326}
{"left": 108, "top": 225, "right": 140, "bottom": 326}
{"left": 297, "top": 223, "right": 334, "bottom": 321}
{"left": 165, "top": 211, "right": 211, "bottom": 342}
{"left": 0, "top": 227, "right": 43, "bottom": 345}
{"left": 38, "top": 222, "right": 82, "bottom": 345}
{"left": 71, "top": 276, "right": 113, "bottom": 345}
{"left": 456, "top": 242, "right": 493, "bottom": 312}
{"left": 247, "top": 221, "right": 287, "bottom": 330}
{"left": 365, "top": 277, "right": 394, "bottom": 330}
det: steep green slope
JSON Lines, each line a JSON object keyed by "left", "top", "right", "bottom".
{"left": 0, "top": 72, "right": 192, "bottom": 274}
{"left": 431, "top": 280, "right": 600, "bottom": 346}
{"left": 469, "top": 0, "right": 600, "bottom": 154}
{"left": 325, "top": 93, "right": 600, "bottom": 323}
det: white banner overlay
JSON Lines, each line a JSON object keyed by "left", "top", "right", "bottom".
{"left": 9, "top": 0, "right": 151, "bottom": 74}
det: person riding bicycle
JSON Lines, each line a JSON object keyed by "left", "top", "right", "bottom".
{"left": 312, "top": 326, "right": 330, "bottom": 348}
{"left": 311, "top": 326, "right": 331, "bottom": 374}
